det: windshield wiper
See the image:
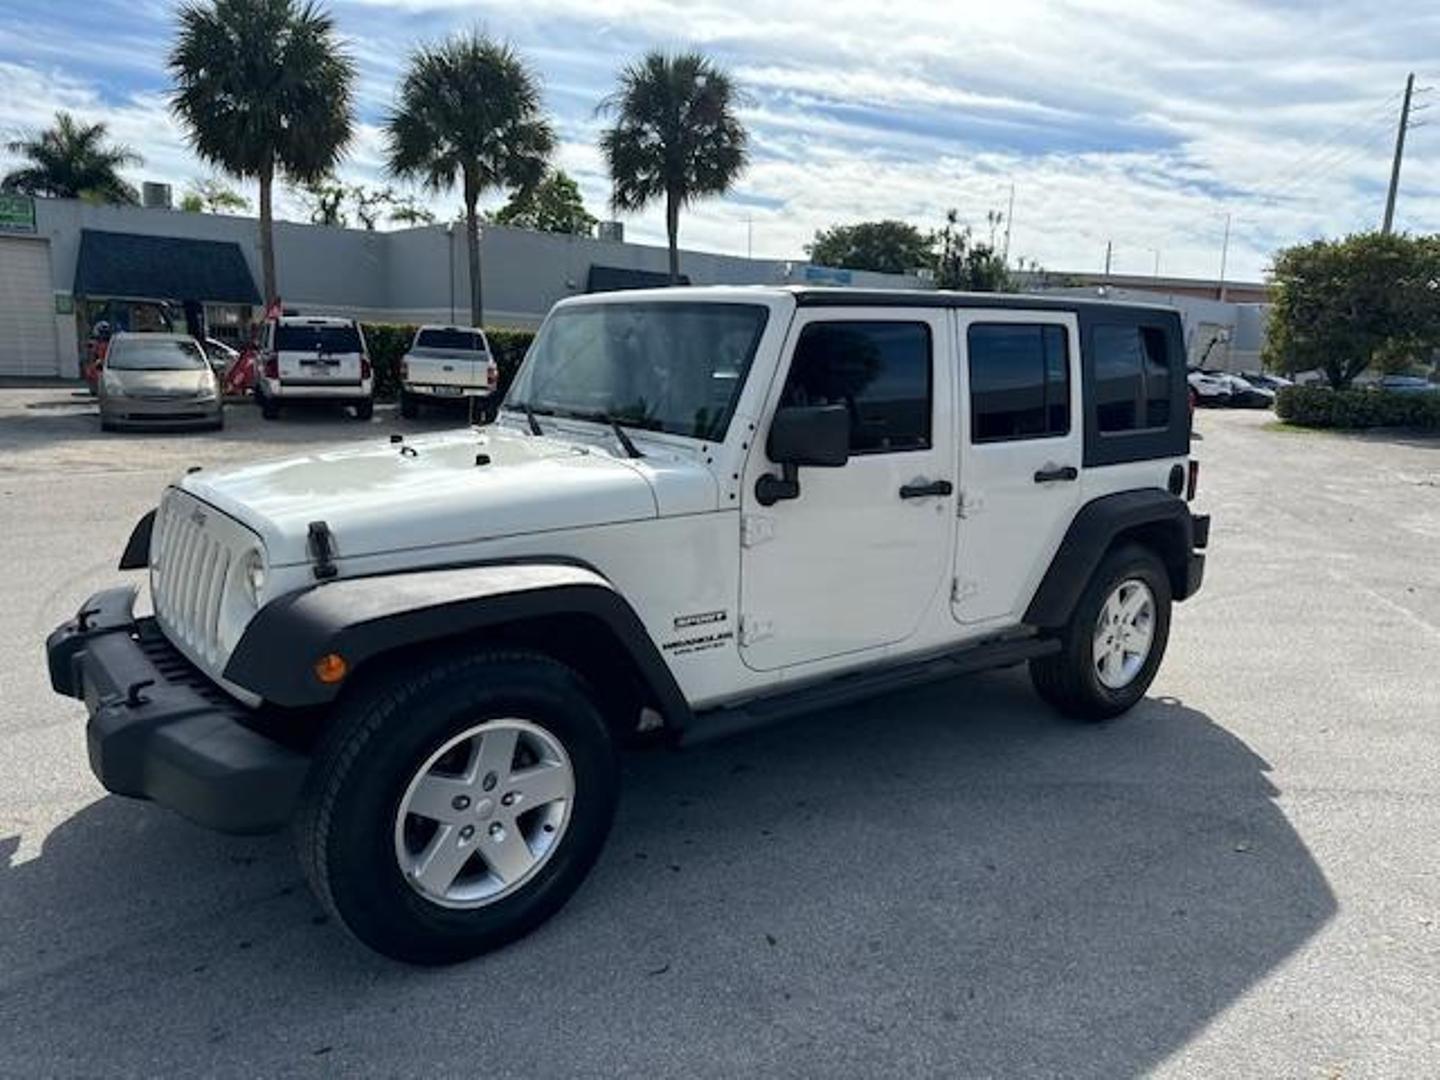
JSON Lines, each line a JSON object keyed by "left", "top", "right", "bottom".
{"left": 518, "top": 402, "right": 542, "bottom": 436}
{"left": 608, "top": 420, "right": 643, "bottom": 459}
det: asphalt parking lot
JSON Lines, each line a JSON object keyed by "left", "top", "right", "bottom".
{"left": 2, "top": 388, "right": 1437, "bottom": 1077}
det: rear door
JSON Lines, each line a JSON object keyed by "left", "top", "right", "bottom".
{"left": 952, "top": 310, "right": 1083, "bottom": 626}
{"left": 277, "top": 321, "right": 364, "bottom": 385}
{"left": 406, "top": 327, "right": 491, "bottom": 392}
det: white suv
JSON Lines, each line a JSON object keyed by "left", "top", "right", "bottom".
{"left": 399, "top": 325, "right": 500, "bottom": 419}
{"left": 254, "top": 314, "right": 374, "bottom": 420}
{"left": 48, "top": 286, "right": 1209, "bottom": 965}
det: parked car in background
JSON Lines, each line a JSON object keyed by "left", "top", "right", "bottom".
{"left": 399, "top": 325, "right": 500, "bottom": 419}
{"left": 1235, "top": 371, "right": 1292, "bottom": 392}
{"left": 254, "top": 314, "right": 374, "bottom": 421}
{"left": 1377, "top": 374, "right": 1439, "bottom": 394}
{"left": 98, "top": 333, "right": 224, "bottom": 432}
{"left": 1218, "top": 373, "right": 1275, "bottom": 409}
{"left": 1188, "top": 369, "right": 1233, "bottom": 407}
{"left": 201, "top": 337, "right": 239, "bottom": 377}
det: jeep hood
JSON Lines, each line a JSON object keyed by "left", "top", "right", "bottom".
{"left": 179, "top": 428, "right": 664, "bottom": 567}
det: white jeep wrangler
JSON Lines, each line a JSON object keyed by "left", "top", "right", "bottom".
{"left": 47, "top": 287, "right": 1209, "bottom": 964}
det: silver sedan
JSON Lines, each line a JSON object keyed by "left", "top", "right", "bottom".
{"left": 99, "top": 333, "right": 224, "bottom": 432}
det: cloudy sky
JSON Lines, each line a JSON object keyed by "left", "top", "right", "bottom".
{"left": 2, "top": 0, "right": 1437, "bottom": 280}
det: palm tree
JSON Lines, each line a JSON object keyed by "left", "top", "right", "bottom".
{"left": 386, "top": 32, "right": 554, "bottom": 327}
{"left": 2, "top": 112, "right": 141, "bottom": 203}
{"left": 169, "top": 0, "right": 355, "bottom": 304}
{"left": 599, "top": 51, "right": 748, "bottom": 283}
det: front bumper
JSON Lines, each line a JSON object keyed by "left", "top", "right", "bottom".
{"left": 101, "top": 397, "right": 222, "bottom": 426}
{"left": 46, "top": 587, "right": 307, "bottom": 834}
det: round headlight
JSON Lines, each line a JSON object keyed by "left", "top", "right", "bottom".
{"left": 242, "top": 550, "right": 266, "bottom": 604}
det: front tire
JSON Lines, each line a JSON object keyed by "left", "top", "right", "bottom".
{"left": 295, "top": 650, "right": 618, "bottom": 965}
{"left": 354, "top": 398, "right": 374, "bottom": 421}
{"left": 1029, "top": 543, "right": 1172, "bottom": 720}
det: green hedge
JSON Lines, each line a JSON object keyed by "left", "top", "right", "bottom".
{"left": 361, "top": 323, "right": 536, "bottom": 400}
{"left": 1275, "top": 385, "right": 1440, "bottom": 430}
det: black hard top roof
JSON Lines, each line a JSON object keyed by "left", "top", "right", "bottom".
{"left": 788, "top": 286, "right": 1179, "bottom": 318}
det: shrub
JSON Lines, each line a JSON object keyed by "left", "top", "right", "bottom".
{"left": 360, "top": 323, "right": 536, "bottom": 400}
{"left": 1275, "top": 385, "right": 1440, "bottom": 430}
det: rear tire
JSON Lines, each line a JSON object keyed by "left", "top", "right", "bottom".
{"left": 399, "top": 392, "right": 419, "bottom": 419}
{"left": 1029, "top": 543, "right": 1172, "bottom": 721}
{"left": 295, "top": 650, "right": 618, "bottom": 965}
{"left": 354, "top": 399, "right": 374, "bottom": 421}
{"left": 259, "top": 393, "right": 279, "bottom": 420}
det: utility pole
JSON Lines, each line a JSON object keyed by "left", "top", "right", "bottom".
{"left": 1383, "top": 72, "right": 1416, "bottom": 234}
{"left": 1217, "top": 213, "right": 1231, "bottom": 302}
{"left": 1002, "top": 182, "right": 1015, "bottom": 265}
{"left": 745, "top": 214, "right": 753, "bottom": 260}
{"left": 1103, "top": 240, "right": 1112, "bottom": 283}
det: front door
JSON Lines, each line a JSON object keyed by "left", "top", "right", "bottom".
{"left": 740, "top": 309, "right": 954, "bottom": 672}
{"left": 952, "top": 310, "right": 1083, "bottom": 625}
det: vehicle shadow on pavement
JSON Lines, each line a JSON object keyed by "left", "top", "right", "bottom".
{"left": 0, "top": 668, "right": 1332, "bottom": 1077}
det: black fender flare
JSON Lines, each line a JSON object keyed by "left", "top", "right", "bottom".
{"left": 1024, "top": 490, "right": 1200, "bottom": 630}
{"left": 222, "top": 562, "right": 692, "bottom": 725}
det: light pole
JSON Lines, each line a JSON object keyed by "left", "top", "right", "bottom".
{"left": 446, "top": 222, "right": 456, "bottom": 325}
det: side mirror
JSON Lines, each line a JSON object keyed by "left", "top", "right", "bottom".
{"left": 756, "top": 404, "right": 849, "bottom": 505}
{"left": 767, "top": 404, "right": 850, "bottom": 467}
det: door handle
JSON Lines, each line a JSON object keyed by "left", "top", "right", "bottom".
{"left": 899, "top": 478, "right": 954, "bottom": 499}
{"left": 1033, "top": 465, "right": 1079, "bottom": 484}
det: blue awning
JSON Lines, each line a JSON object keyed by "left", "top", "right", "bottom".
{"left": 73, "top": 229, "right": 260, "bottom": 304}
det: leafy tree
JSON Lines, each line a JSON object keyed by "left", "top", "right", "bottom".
{"left": 934, "top": 209, "right": 1013, "bottom": 292}
{"left": 599, "top": 51, "right": 748, "bottom": 283}
{"left": 806, "top": 220, "right": 933, "bottom": 275}
{"left": 292, "top": 175, "right": 348, "bottom": 226}
{"left": 180, "top": 177, "right": 249, "bottom": 213}
{"left": 170, "top": 0, "right": 356, "bottom": 304}
{"left": 1264, "top": 232, "right": 1440, "bottom": 388}
{"left": 386, "top": 194, "right": 435, "bottom": 227}
{"left": 491, "top": 170, "right": 597, "bottom": 236}
{"left": 386, "top": 32, "right": 554, "bottom": 326}
{"left": 2, "top": 111, "right": 141, "bottom": 203}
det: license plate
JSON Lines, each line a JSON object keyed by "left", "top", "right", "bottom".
{"left": 432, "top": 386, "right": 463, "bottom": 396}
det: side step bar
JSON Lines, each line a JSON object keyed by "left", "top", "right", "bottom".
{"left": 679, "top": 636, "right": 1059, "bottom": 747}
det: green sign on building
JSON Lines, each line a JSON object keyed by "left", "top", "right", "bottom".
{"left": 0, "top": 193, "right": 37, "bottom": 234}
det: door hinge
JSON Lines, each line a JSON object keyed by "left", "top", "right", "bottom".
{"left": 741, "top": 514, "right": 776, "bottom": 548}
{"left": 951, "top": 577, "right": 979, "bottom": 604}
{"left": 738, "top": 616, "right": 774, "bottom": 646}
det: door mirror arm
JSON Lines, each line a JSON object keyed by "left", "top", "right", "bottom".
{"left": 755, "top": 463, "right": 800, "bottom": 506}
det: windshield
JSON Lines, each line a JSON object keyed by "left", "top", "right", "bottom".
{"left": 507, "top": 302, "right": 769, "bottom": 440}
{"left": 277, "top": 324, "right": 362, "bottom": 354}
{"left": 415, "top": 328, "right": 486, "bottom": 353}
{"left": 107, "top": 339, "right": 208, "bottom": 371}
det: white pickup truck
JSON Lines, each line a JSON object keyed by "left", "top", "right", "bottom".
{"left": 399, "top": 325, "right": 499, "bottom": 419}
{"left": 47, "top": 286, "right": 1208, "bottom": 965}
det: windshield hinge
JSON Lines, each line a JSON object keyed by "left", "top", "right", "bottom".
{"left": 741, "top": 514, "right": 776, "bottom": 548}
{"left": 739, "top": 616, "right": 773, "bottom": 647}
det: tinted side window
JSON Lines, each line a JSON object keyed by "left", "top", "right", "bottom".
{"left": 781, "top": 321, "right": 932, "bottom": 453}
{"left": 968, "top": 323, "right": 1070, "bottom": 442}
{"left": 1091, "top": 324, "right": 1173, "bottom": 433}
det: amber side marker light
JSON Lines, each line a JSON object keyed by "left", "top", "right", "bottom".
{"left": 314, "top": 653, "right": 349, "bottom": 684}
